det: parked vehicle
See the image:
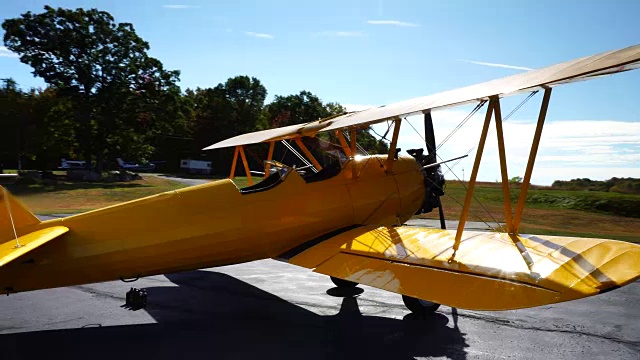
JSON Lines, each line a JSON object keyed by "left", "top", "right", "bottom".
{"left": 180, "top": 159, "right": 212, "bottom": 174}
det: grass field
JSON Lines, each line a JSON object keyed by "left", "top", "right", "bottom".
{"left": 418, "top": 181, "right": 640, "bottom": 243}
{"left": 8, "top": 175, "right": 188, "bottom": 214}
{"left": 5, "top": 173, "right": 639, "bottom": 243}
{"left": 5, "top": 174, "right": 257, "bottom": 215}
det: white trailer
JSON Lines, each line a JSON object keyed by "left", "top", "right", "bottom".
{"left": 180, "top": 159, "right": 212, "bottom": 174}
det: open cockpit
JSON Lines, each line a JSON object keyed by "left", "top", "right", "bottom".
{"left": 231, "top": 136, "right": 354, "bottom": 194}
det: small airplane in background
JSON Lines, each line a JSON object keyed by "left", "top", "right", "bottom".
{"left": 1, "top": 45, "right": 639, "bottom": 316}
{"left": 116, "top": 158, "right": 156, "bottom": 172}
{"left": 59, "top": 158, "right": 87, "bottom": 170}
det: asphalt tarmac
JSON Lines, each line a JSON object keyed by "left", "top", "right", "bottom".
{"left": 1, "top": 255, "right": 638, "bottom": 359}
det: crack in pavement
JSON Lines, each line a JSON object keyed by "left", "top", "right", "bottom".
{"left": 72, "top": 286, "right": 125, "bottom": 302}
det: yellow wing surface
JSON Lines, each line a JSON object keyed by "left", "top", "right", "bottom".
{"left": 287, "top": 226, "right": 640, "bottom": 310}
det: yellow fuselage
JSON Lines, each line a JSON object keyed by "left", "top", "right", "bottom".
{"left": 1, "top": 155, "right": 424, "bottom": 293}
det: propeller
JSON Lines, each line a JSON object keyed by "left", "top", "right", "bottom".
{"left": 407, "top": 112, "right": 447, "bottom": 230}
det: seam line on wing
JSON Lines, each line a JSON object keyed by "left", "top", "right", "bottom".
{"left": 339, "top": 250, "right": 559, "bottom": 293}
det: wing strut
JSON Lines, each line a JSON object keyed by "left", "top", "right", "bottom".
{"left": 229, "top": 145, "right": 254, "bottom": 186}
{"left": 451, "top": 100, "right": 494, "bottom": 261}
{"left": 385, "top": 117, "right": 402, "bottom": 172}
{"left": 513, "top": 88, "right": 552, "bottom": 232}
{"left": 264, "top": 141, "right": 275, "bottom": 179}
{"left": 335, "top": 131, "right": 352, "bottom": 157}
{"left": 281, "top": 140, "right": 318, "bottom": 173}
{"left": 450, "top": 91, "right": 553, "bottom": 267}
{"left": 349, "top": 128, "right": 357, "bottom": 178}
{"left": 294, "top": 138, "right": 323, "bottom": 171}
{"left": 493, "top": 96, "right": 514, "bottom": 233}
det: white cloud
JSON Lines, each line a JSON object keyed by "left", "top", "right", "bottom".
{"left": 457, "top": 59, "right": 533, "bottom": 71}
{"left": 162, "top": 5, "right": 200, "bottom": 9}
{"left": 315, "top": 31, "right": 367, "bottom": 37}
{"left": 244, "top": 31, "right": 274, "bottom": 39}
{"left": 366, "top": 20, "right": 420, "bottom": 27}
{"left": 0, "top": 46, "right": 18, "bottom": 58}
{"left": 369, "top": 109, "right": 640, "bottom": 185}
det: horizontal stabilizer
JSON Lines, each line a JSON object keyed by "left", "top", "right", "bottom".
{"left": 0, "top": 226, "right": 69, "bottom": 267}
{"left": 288, "top": 226, "right": 640, "bottom": 310}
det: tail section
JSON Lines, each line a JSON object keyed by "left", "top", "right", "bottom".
{"left": 0, "top": 186, "right": 68, "bottom": 289}
{"left": 0, "top": 186, "right": 40, "bottom": 242}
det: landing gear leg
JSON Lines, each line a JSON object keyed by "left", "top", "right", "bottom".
{"left": 402, "top": 295, "right": 440, "bottom": 317}
{"left": 330, "top": 276, "right": 358, "bottom": 288}
{"left": 125, "top": 287, "right": 147, "bottom": 310}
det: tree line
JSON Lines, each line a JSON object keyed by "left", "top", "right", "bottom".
{"left": 1, "top": 6, "right": 387, "bottom": 175}
{"left": 551, "top": 177, "right": 640, "bottom": 195}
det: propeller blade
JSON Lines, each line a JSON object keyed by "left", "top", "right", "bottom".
{"left": 424, "top": 112, "right": 437, "bottom": 163}
{"left": 424, "top": 112, "right": 447, "bottom": 230}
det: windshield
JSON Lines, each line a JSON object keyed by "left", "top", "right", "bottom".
{"left": 264, "top": 160, "right": 292, "bottom": 179}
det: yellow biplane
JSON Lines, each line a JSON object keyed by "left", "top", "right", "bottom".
{"left": 1, "top": 45, "right": 640, "bottom": 315}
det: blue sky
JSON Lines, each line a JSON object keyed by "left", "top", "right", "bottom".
{"left": 1, "top": 0, "right": 639, "bottom": 184}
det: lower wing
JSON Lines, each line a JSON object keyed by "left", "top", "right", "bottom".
{"left": 282, "top": 226, "right": 640, "bottom": 310}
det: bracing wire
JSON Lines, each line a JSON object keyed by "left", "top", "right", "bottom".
{"left": 433, "top": 91, "right": 540, "bottom": 230}
{"left": 403, "top": 114, "right": 506, "bottom": 231}
{"left": 437, "top": 100, "right": 487, "bottom": 151}
{"left": 433, "top": 161, "right": 507, "bottom": 232}
{"left": 369, "top": 120, "right": 394, "bottom": 143}
{"left": 342, "top": 129, "right": 385, "bottom": 169}
{"left": 423, "top": 175, "right": 505, "bottom": 231}
{"left": 443, "top": 90, "right": 539, "bottom": 175}
{"left": 281, "top": 140, "right": 318, "bottom": 173}
{"left": 341, "top": 130, "right": 371, "bottom": 156}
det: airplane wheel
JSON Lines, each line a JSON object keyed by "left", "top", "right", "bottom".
{"left": 402, "top": 295, "right": 440, "bottom": 316}
{"left": 330, "top": 276, "right": 358, "bottom": 288}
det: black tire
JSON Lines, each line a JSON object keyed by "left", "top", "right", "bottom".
{"left": 402, "top": 295, "right": 440, "bottom": 316}
{"left": 330, "top": 276, "right": 358, "bottom": 288}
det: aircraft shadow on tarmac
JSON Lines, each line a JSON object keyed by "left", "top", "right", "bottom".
{"left": 1, "top": 270, "right": 468, "bottom": 360}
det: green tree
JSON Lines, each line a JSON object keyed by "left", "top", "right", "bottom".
{"left": 185, "top": 85, "right": 233, "bottom": 151}
{"left": 0, "top": 78, "right": 24, "bottom": 169}
{"left": 266, "top": 90, "right": 330, "bottom": 127}
{"left": 224, "top": 76, "right": 268, "bottom": 133}
{"left": 183, "top": 76, "right": 268, "bottom": 174}
{"left": 0, "top": 79, "right": 85, "bottom": 170}
{"left": 266, "top": 90, "right": 388, "bottom": 154}
{"left": 3, "top": 6, "right": 182, "bottom": 170}
{"left": 38, "top": 89, "right": 79, "bottom": 166}
{"left": 354, "top": 128, "right": 389, "bottom": 155}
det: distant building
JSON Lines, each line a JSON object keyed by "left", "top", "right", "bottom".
{"left": 180, "top": 159, "right": 212, "bottom": 174}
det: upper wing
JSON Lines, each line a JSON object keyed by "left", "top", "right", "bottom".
{"left": 282, "top": 226, "right": 640, "bottom": 310}
{"left": 204, "top": 44, "right": 640, "bottom": 150}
